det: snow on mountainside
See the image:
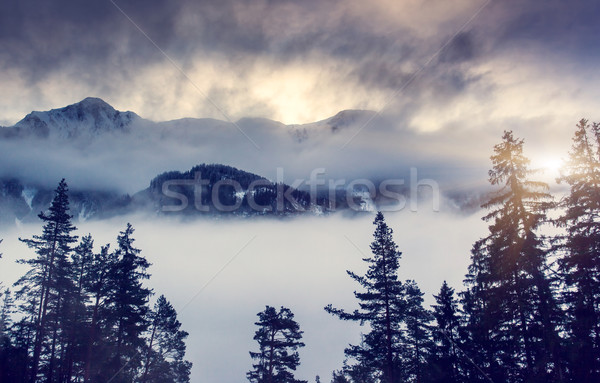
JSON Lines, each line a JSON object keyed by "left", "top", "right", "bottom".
{"left": 0, "top": 97, "right": 486, "bottom": 225}
{"left": 0, "top": 97, "right": 377, "bottom": 144}
{"left": 287, "top": 109, "right": 377, "bottom": 142}
{"left": 3, "top": 97, "right": 140, "bottom": 139}
{"left": 320, "top": 109, "right": 377, "bottom": 133}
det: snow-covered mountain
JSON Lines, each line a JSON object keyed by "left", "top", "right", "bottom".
{"left": 0, "top": 97, "right": 375, "bottom": 142}
{"left": 0, "top": 97, "right": 487, "bottom": 225}
{"left": 286, "top": 109, "right": 377, "bottom": 143}
{"left": 1, "top": 97, "right": 140, "bottom": 139}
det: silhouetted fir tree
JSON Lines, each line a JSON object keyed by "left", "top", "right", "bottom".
{"left": 342, "top": 352, "right": 378, "bottom": 383}
{"left": 83, "top": 244, "right": 117, "bottom": 383}
{"left": 0, "top": 242, "right": 10, "bottom": 341}
{"left": 0, "top": 287, "right": 12, "bottom": 377}
{"left": 247, "top": 305, "right": 307, "bottom": 383}
{"left": 555, "top": 119, "right": 600, "bottom": 382}
{"left": 1, "top": 196, "right": 194, "bottom": 382}
{"left": 0, "top": 287, "right": 13, "bottom": 352}
{"left": 1, "top": 288, "right": 29, "bottom": 383}
{"left": 14, "top": 179, "right": 78, "bottom": 383}
{"left": 57, "top": 234, "right": 95, "bottom": 382}
{"left": 325, "top": 212, "right": 430, "bottom": 383}
{"left": 462, "top": 131, "right": 562, "bottom": 382}
{"left": 330, "top": 370, "right": 350, "bottom": 383}
{"left": 104, "top": 223, "right": 152, "bottom": 383}
{"left": 428, "top": 281, "right": 462, "bottom": 383}
{"left": 402, "top": 281, "right": 433, "bottom": 383}
{"left": 459, "top": 248, "right": 502, "bottom": 383}
{"left": 72, "top": 235, "right": 94, "bottom": 308}
{"left": 140, "top": 295, "right": 192, "bottom": 383}
{"left": 0, "top": 288, "right": 12, "bottom": 340}
{"left": 5, "top": 318, "right": 35, "bottom": 383}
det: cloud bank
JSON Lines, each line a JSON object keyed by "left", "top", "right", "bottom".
{"left": 0, "top": 0, "right": 597, "bottom": 132}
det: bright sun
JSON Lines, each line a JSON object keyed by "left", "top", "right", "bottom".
{"left": 533, "top": 156, "right": 563, "bottom": 173}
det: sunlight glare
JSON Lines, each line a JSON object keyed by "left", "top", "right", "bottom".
{"left": 533, "top": 156, "right": 563, "bottom": 174}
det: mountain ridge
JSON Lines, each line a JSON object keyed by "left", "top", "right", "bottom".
{"left": 0, "top": 97, "right": 377, "bottom": 141}
{"left": 1, "top": 97, "right": 141, "bottom": 139}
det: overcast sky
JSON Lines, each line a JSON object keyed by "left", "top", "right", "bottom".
{"left": 0, "top": 0, "right": 598, "bottom": 130}
{"left": 1, "top": 0, "right": 598, "bottom": 192}
{"left": 1, "top": 1, "right": 599, "bottom": 382}
{"left": 0, "top": 209, "right": 487, "bottom": 383}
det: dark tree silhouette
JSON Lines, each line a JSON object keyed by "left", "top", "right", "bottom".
{"left": 247, "top": 305, "right": 306, "bottom": 383}
{"left": 402, "top": 280, "right": 433, "bottom": 383}
{"left": 428, "top": 281, "right": 463, "bottom": 383}
{"left": 15, "top": 179, "right": 79, "bottom": 383}
{"left": 83, "top": 243, "right": 117, "bottom": 383}
{"left": 0, "top": 180, "right": 193, "bottom": 383}
{"left": 141, "top": 295, "right": 192, "bottom": 383}
{"left": 104, "top": 223, "right": 152, "bottom": 383}
{"left": 325, "top": 212, "right": 430, "bottom": 383}
{"left": 462, "top": 131, "right": 562, "bottom": 382}
{"left": 330, "top": 370, "right": 350, "bottom": 383}
{"left": 556, "top": 119, "right": 600, "bottom": 382}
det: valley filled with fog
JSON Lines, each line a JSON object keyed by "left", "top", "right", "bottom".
{"left": 0, "top": 207, "right": 486, "bottom": 382}
{"left": 2, "top": 1, "right": 599, "bottom": 382}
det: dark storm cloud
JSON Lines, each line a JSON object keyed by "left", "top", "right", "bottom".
{"left": 1, "top": 0, "right": 597, "bottom": 82}
{"left": 471, "top": 0, "right": 600, "bottom": 62}
{"left": 0, "top": 0, "right": 182, "bottom": 82}
{"left": 0, "top": 0, "right": 418, "bottom": 85}
{"left": 0, "top": 0, "right": 599, "bottom": 126}
{"left": 439, "top": 32, "right": 477, "bottom": 64}
{"left": 499, "top": 0, "right": 600, "bottom": 51}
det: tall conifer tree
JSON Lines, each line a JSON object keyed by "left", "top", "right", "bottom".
{"left": 463, "top": 131, "right": 562, "bottom": 382}
{"left": 429, "top": 281, "right": 462, "bottom": 383}
{"left": 15, "top": 179, "right": 78, "bottom": 383}
{"left": 104, "top": 223, "right": 152, "bottom": 383}
{"left": 247, "top": 305, "right": 306, "bottom": 383}
{"left": 325, "top": 212, "right": 430, "bottom": 383}
{"left": 141, "top": 295, "right": 192, "bottom": 383}
{"left": 556, "top": 119, "right": 600, "bottom": 382}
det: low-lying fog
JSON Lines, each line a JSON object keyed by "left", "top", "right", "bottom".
{"left": 0, "top": 205, "right": 486, "bottom": 383}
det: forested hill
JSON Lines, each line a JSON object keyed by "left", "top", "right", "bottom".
{"left": 2, "top": 121, "right": 600, "bottom": 383}
{"left": 136, "top": 163, "right": 329, "bottom": 216}
{"left": 0, "top": 163, "right": 334, "bottom": 225}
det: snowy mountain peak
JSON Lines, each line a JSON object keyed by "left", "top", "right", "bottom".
{"left": 324, "top": 110, "right": 376, "bottom": 132}
{"left": 286, "top": 109, "right": 377, "bottom": 142}
{"left": 72, "top": 97, "right": 115, "bottom": 111}
{"left": 9, "top": 97, "right": 140, "bottom": 139}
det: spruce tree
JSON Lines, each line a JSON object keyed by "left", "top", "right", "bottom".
{"left": 14, "top": 179, "right": 78, "bottom": 383}
{"left": 0, "top": 288, "right": 30, "bottom": 383}
{"left": 330, "top": 370, "right": 350, "bottom": 383}
{"left": 402, "top": 280, "right": 433, "bottom": 383}
{"left": 60, "top": 234, "right": 95, "bottom": 382}
{"left": 429, "top": 281, "right": 462, "bottom": 383}
{"left": 325, "top": 212, "right": 429, "bottom": 383}
{"left": 247, "top": 305, "right": 306, "bottom": 383}
{"left": 0, "top": 288, "right": 12, "bottom": 341}
{"left": 83, "top": 244, "right": 117, "bottom": 383}
{"left": 556, "top": 119, "right": 600, "bottom": 382}
{"left": 104, "top": 223, "right": 152, "bottom": 383}
{"left": 462, "top": 131, "right": 562, "bottom": 382}
{"left": 141, "top": 295, "right": 192, "bottom": 383}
